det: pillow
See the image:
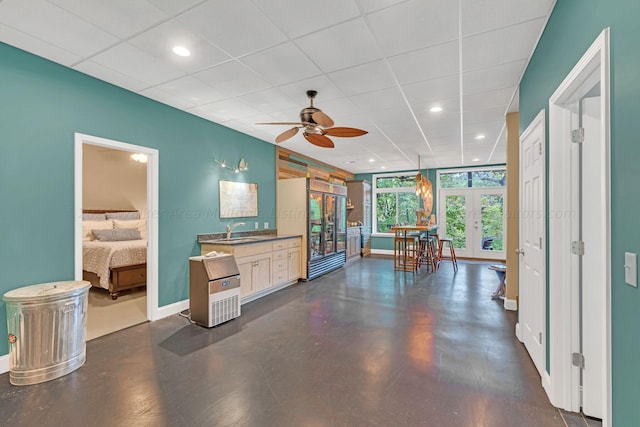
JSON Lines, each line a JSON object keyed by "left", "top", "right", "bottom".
{"left": 106, "top": 211, "right": 140, "bottom": 220}
{"left": 82, "top": 219, "right": 113, "bottom": 241}
{"left": 92, "top": 228, "right": 141, "bottom": 242}
{"left": 83, "top": 213, "right": 106, "bottom": 221}
{"left": 113, "top": 218, "right": 147, "bottom": 239}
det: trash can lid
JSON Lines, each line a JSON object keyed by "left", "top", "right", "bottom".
{"left": 3, "top": 280, "right": 91, "bottom": 302}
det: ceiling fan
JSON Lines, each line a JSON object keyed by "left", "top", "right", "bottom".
{"left": 256, "top": 90, "right": 368, "bottom": 148}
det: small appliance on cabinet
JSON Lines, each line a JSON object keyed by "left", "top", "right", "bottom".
{"left": 189, "top": 254, "right": 241, "bottom": 327}
{"left": 277, "top": 178, "right": 347, "bottom": 280}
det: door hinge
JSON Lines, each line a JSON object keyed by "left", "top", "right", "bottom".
{"left": 571, "top": 241, "right": 584, "bottom": 256}
{"left": 572, "top": 352, "right": 585, "bottom": 369}
{"left": 571, "top": 128, "right": 584, "bottom": 144}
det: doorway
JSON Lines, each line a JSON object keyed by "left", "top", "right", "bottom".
{"left": 74, "top": 133, "right": 160, "bottom": 325}
{"left": 548, "top": 29, "right": 610, "bottom": 424}
{"left": 437, "top": 167, "right": 506, "bottom": 261}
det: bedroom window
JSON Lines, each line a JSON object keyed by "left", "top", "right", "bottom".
{"left": 372, "top": 172, "right": 419, "bottom": 234}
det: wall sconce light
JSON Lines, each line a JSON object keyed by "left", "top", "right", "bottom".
{"left": 214, "top": 157, "right": 248, "bottom": 173}
{"left": 130, "top": 153, "right": 148, "bottom": 163}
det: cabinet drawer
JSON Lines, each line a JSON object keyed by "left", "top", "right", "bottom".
{"left": 272, "top": 270, "right": 288, "bottom": 284}
{"left": 112, "top": 264, "right": 146, "bottom": 287}
{"left": 233, "top": 242, "right": 273, "bottom": 258}
{"left": 272, "top": 259, "right": 287, "bottom": 272}
{"left": 272, "top": 240, "right": 288, "bottom": 251}
{"left": 272, "top": 249, "right": 287, "bottom": 261}
{"left": 287, "top": 238, "right": 301, "bottom": 248}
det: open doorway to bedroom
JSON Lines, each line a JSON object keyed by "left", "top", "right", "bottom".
{"left": 74, "top": 133, "right": 159, "bottom": 340}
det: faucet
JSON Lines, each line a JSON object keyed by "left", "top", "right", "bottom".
{"left": 226, "top": 222, "right": 245, "bottom": 239}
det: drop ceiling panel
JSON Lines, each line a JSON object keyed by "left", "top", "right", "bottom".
{"left": 146, "top": 75, "right": 227, "bottom": 105}
{"left": 90, "top": 42, "right": 186, "bottom": 86}
{"left": 48, "top": 0, "right": 169, "bottom": 39}
{"left": 74, "top": 60, "right": 150, "bottom": 93}
{"left": 464, "top": 87, "right": 514, "bottom": 112}
{"left": 388, "top": 41, "right": 459, "bottom": 85}
{"left": 0, "top": 0, "right": 119, "bottom": 57}
{"left": 461, "top": 0, "right": 554, "bottom": 36}
{"left": 147, "top": 0, "right": 206, "bottom": 16}
{"left": 256, "top": 0, "right": 360, "bottom": 39}
{"left": 464, "top": 106, "right": 505, "bottom": 124}
{"left": 127, "top": 20, "right": 231, "bottom": 73}
{"left": 296, "top": 18, "right": 382, "bottom": 73}
{"left": 177, "top": 0, "right": 287, "bottom": 57}
{"left": 360, "top": 0, "right": 411, "bottom": 14}
{"left": 367, "top": 0, "right": 459, "bottom": 56}
{"left": 238, "top": 88, "right": 298, "bottom": 113}
{"left": 278, "top": 76, "right": 344, "bottom": 103}
{"left": 349, "top": 87, "right": 407, "bottom": 114}
{"left": 328, "top": 60, "right": 396, "bottom": 97}
{"left": 195, "top": 98, "right": 262, "bottom": 122}
{"left": 463, "top": 60, "right": 525, "bottom": 95}
{"left": 462, "top": 18, "right": 547, "bottom": 71}
{"left": 403, "top": 74, "right": 460, "bottom": 108}
{"left": 240, "top": 42, "right": 321, "bottom": 86}
{"left": 193, "top": 61, "right": 269, "bottom": 98}
{"left": 138, "top": 86, "right": 196, "bottom": 110}
{"left": 0, "top": 22, "right": 82, "bottom": 66}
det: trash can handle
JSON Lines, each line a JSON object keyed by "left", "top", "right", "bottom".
{"left": 8, "top": 334, "right": 17, "bottom": 344}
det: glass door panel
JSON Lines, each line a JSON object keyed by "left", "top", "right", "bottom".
{"left": 444, "top": 194, "right": 467, "bottom": 251}
{"left": 335, "top": 196, "right": 346, "bottom": 252}
{"left": 324, "top": 195, "right": 336, "bottom": 255}
{"left": 309, "top": 192, "right": 323, "bottom": 260}
{"left": 479, "top": 193, "right": 504, "bottom": 253}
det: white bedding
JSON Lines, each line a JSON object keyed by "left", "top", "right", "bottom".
{"left": 83, "top": 240, "right": 147, "bottom": 289}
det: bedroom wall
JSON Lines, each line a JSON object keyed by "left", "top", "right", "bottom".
{"left": 518, "top": 0, "right": 640, "bottom": 423}
{"left": 83, "top": 145, "right": 147, "bottom": 214}
{"left": 0, "top": 42, "right": 277, "bottom": 357}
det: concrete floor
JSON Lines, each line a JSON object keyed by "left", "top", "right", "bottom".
{"left": 0, "top": 258, "right": 599, "bottom": 426}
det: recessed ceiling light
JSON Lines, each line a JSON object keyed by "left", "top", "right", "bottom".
{"left": 475, "top": 134, "right": 486, "bottom": 140}
{"left": 472, "top": 158, "right": 480, "bottom": 162}
{"left": 381, "top": 166, "right": 386, "bottom": 169}
{"left": 369, "top": 158, "right": 375, "bottom": 163}
{"left": 172, "top": 46, "right": 191, "bottom": 57}
{"left": 430, "top": 106, "right": 443, "bottom": 113}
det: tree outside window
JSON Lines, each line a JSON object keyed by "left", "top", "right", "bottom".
{"left": 373, "top": 173, "right": 419, "bottom": 233}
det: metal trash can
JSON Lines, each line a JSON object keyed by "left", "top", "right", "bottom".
{"left": 3, "top": 280, "right": 91, "bottom": 386}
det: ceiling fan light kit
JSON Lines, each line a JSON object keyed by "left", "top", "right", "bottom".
{"left": 257, "top": 90, "right": 368, "bottom": 148}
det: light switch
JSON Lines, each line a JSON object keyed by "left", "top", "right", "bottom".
{"left": 254, "top": 222, "right": 259, "bottom": 230}
{"left": 264, "top": 222, "right": 269, "bottom": 229}
{"left": 624, "top": 252, "right": 637, "bottom": 287}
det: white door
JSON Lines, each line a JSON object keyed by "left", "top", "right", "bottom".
{"left": 518, "top": 111, "right": 546, "bottom": 377}
{"left": 439, "top": 188, "right": 506, "bottom": 260}
{"left": 572, "top": 93, "right": 603, "bottom": 419}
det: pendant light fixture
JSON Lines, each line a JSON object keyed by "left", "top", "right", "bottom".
{"left": 415, "top": 156, "right": 433, "bottom": 218}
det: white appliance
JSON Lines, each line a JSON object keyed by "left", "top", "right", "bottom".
{"left": 189, "top": 254, "right": 241, "bottom": 327}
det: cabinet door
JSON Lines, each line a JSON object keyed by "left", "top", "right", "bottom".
{"left": 288, "top": 248, "right": 301, "bottom": 281}
{"left": 253, "top": 255, "right": 272, "bottom": 292}
{"left": 236, "top": 257, "right": 254, "bottom": 297}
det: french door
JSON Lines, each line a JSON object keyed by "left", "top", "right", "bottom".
{"left": 439, "top": 188, "right": 506, "bottom": 260}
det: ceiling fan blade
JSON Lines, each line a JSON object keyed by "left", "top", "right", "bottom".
{"left": 311, "top": 111, "right": 334, "bottom": 128}
{"left": 256, "top": 122, "right": 307, "bottom": 126}
{"left": 303, "top": 132, "right": 334, "bottom": 148}
{"left": 323, "top": 127, "right": 368, "bottom": 138}
{"left": 275, "top": 127, "right": 299, "bottom": 143}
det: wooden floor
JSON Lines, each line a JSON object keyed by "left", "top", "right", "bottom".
{"left": 0, "top": 258, "right": 600, "bottom": 426}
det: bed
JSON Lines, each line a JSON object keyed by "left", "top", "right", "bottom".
{"left": 81, "top": 209, "right": 147, "bottom": 300}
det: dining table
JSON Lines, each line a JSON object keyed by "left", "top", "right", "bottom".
{"left": 390, "top": 224, "right": 439, "bottom": 271}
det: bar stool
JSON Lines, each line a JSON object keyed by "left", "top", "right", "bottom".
{"left": 438, "top": 238, "right": 458, "bottom": 272}
{"left": 394, "top": 233, "right": 419, "bottom": 271}
{"left": 418, "top": 235, "right": 437, "bottom": 271}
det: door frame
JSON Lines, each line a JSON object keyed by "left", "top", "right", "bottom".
{"left": 73, "top": 133, "right": 160, "bottom": 321}
{"left": 436, "top": 165, "right": 507, "bottom": 260}
{"left": 548, "top": 29, "right": 611, "bottom": 425}
{"left": 516, "top": 108, "right": 546, "bottom": 375}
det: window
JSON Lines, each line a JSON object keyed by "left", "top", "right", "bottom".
{"left": 439, "top": 169, "right": 506, "bottom": 188}
{"left": 373, "top": 172, "right": 420, "bottom": 233}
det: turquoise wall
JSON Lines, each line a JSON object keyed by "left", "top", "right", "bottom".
{"left": 519, "top": 1, "right": 640, "bottom": 423}
{"left": 0, "top": 43, "right": 277, "bottom": 356}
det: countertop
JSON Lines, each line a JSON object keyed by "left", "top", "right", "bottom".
{"left": 199, "top": 234, "right": 302, "bottom": 246}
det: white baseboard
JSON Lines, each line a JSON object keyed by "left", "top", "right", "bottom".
{"left": 157, "top": 299, "right": 189, "bottom": 319}
{"left": 504, "top": 298, "right": 518, "bottom": 311}
{"left": 515, "top": 322, "right": 523, "bottom": 342}
{"left": 371, "top": 249, "right": 394, "bottom": 256}
{"left": 0, "top": 354, "right": 9, "bottom": 374}
{"left": 542, "top": 371, "right": 554, "bottom": 405}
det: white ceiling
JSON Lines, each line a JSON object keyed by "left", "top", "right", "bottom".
{"left": 0, "top": 0, "right": 555, "bottom": 173}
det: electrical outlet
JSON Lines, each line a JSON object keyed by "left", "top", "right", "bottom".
{"left": 625, "top": 252, "right": 637, "bottom": 287}
{"left": 254, "top": 222, "right": 259, "bottom": 230}
{"left": 264, "top": 222, "right": 269, "bottom": 229}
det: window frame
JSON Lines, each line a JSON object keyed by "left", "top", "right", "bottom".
{"left": 436, "top": 165, "right": 507, "bottom": 190}
{"left": 372, "top": 171, "right": 419, "bottom": 235}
